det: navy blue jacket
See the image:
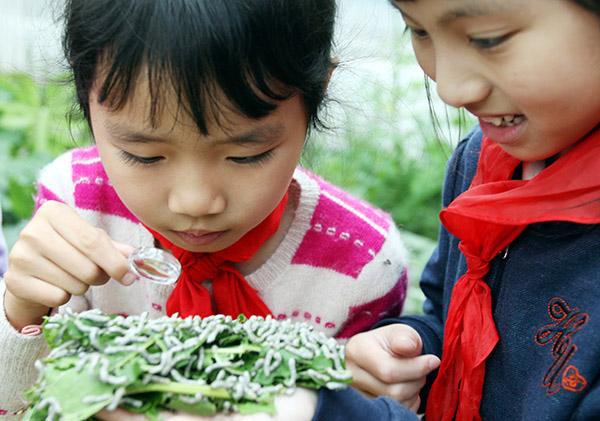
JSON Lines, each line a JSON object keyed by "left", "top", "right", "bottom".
{"left": 313, "top": 125, "right": 600, "bottom": 420}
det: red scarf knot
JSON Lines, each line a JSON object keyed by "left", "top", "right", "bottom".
{"left": 426, "top": 130, "right": 600, "bottom": 421}
{"left": 141, "top": 192, "right": 288, "bottom": 320}
{"left": 459, "top": 242, "right": 491, "bottom": 280}
{"left": 179, "top": 253, "right": 222, "bottom": 280}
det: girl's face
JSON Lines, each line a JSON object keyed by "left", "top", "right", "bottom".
{"left": 89, "top": 82, "right": 307, "bottom": 252}
{"left": 393, "top": 0, "right": 600, "bottom": 161}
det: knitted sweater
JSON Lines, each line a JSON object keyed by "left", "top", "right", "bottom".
{"left": 0, "top": 146, "right": 409, "bottom": 418}
{"left": 0, "top": 199, "right": 8, "bottom": 276}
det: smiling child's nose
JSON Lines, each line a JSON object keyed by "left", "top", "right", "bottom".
{"left": 433, "top": 54, "right": 490, "bottom": 109}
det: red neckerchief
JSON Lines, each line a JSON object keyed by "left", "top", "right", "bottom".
{"left": 427, "top": 130, "right": 600, "bottom": 420}
{"left": 143, "top": 192, "right": 288, "bottom": 319}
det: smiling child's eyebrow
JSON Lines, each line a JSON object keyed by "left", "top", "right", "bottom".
{"left": 438, "top": 2, "right": 507, "bottom": 25}
{"left": 395, "top": 0, "right": 508, "bottom": 26}
{"left": 104, "top": 121, "right": 285, "bottom": 146}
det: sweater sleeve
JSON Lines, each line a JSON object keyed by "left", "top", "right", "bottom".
{"left": 0, "top": 199, "right": 8, "bottom": 277}
{"left": 0, "top": 281, "right": 49, "bottom": 419}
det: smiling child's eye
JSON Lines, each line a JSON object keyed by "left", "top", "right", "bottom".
{"left": 120, "top": 151, "right": 163, "bottom": 166}
{"left": 404, "top": 26, "right": 429, "bottom": 40}
{"left": 228, "top": 150, "right": 274, "bottom": 165}
{"left": 470, "top": 34, "right": 511, "bottom": 50}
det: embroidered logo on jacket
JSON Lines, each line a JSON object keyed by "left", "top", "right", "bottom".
{"left": 535, "top": 297, "right": 589, "bottom": 395}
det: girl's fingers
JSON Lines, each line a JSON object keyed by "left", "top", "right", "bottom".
{"left": 111, "top": 240, "right": 136, "bottom": 257}
{"left": 30, "top": 202, "right": 133, "bottom": 284}
{"left": 350, "top": 366, "right": 427, "bottom": 402}
{"left": 348, "top": 351, "right": 439, "bottom": 403}
{"left": 348, "top": 352, "right": 434, "bottom": 386}
{"left": 10, "top": 227, "right": 110, "bottom": 290}
{"left": 35, "top": 236, "right": 112, "bottom": 287}
{"left": 48, "top": 216, "right": 131, "bottom": 283}
{"left": 5, "top": 274, "right": 73, "bottom": 309}
{"left": 403, "top": 394, "right": 421, "bottom": 414}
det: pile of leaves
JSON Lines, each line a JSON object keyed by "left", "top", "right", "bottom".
{"left": 24, "top": 309, "right": 352, "bottom": 420}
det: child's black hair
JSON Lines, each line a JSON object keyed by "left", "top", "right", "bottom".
{"left": 572, "top": 0, "right": 600, "bottom": 16}
{"left": 62, "top": 0, "right": 336, "bottom": 134}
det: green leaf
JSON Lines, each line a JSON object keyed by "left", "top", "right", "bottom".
{"left": 166, "top": 396, "right": 217, "bottom": 416}
{"left": 26, "top": 365, "right": 116, "bottom": 421}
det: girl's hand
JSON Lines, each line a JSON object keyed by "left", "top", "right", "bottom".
{"left": 95, "top": 388, "right": 318, "bottom": 421}
{"left": 3, "top": 201, "right": 136, "bottom": 330}
{"left": 345, "top": 324, "right": 440, "bottom": 412}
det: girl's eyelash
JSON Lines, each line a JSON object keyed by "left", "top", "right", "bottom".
{"left": 470, "top": 34, "right": 511, "bottom": 50}
{"left": 119, "top": 149, "right": 274, "bottom": 167}
{"left": 228, "top": 150, "right": 274, "bottom": 166}
{"left": 404, "top": 26, "right": 428, "bottom": 39}
{"left": 120, "top": 151, "right": 163, "bottom": 166}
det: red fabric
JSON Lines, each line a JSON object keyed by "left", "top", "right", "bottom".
{"left": 427, "top": 130, "right": 600, "bottom": 420}
{"left": 143, "top": 192, "right": 288, "bottom": 319}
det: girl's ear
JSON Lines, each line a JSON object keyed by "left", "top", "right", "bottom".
{"left": 325, "top": 55, "right": 340, "bottom": 92}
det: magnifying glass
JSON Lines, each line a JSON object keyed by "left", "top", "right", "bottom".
{"left": 128, "top": 247, "right": 181, "bottom": 285}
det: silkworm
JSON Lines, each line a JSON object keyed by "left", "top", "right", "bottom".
{"left": 105, "top": 387, "right": 125, "bottom": 411}
{"left": 285, "top": 358, "right": 297, "bottom": 387}
{"left": 304, "top": 369, "right": 330, "bottom": 383}
{"left": 285, "top": 345, "right": 314, "bottom": 360}
{"left": 82, "top": 394, "right": 113, "bottom": 404}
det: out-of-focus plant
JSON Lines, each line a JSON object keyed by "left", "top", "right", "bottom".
{"left": 302, "top": 35, "right": 476, "bottom": 314}
{"left": 0, "top": 72, "right": 92, "bottom": 224}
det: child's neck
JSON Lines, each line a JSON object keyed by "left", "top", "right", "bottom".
{"left": 521, "top": 144, "right": 577, "bottom": 180}
{"left": 522, "top": 160, "right": 546, "bottom": 180}
{"left": 233, "top": 179, "right": 300, "bottom": 276}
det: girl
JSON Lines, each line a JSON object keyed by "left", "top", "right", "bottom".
{"left": 217, "top": 0, "right": 600, "bottom": 420}
{"left": 0, "top": 0, "right": 409, "bottom": 417}
{"left": 319, "top": 0, "right": 600, "bottom": 419}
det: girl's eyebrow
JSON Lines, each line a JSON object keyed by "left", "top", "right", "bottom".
{"left": 438, "top": 3, "right": 506, "bottom": 25}
{"left": 104, "top": 121, "right": 285, "bottom": 146}
{"left": 395, "top": 1, "right": 508, "bottom": 26}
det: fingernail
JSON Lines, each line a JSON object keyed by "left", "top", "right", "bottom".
{"left": 429, "top": 357, "right": 441, "bottom": 370}
{"left": 121, "top": 272, "right": 137, "bottom": 286}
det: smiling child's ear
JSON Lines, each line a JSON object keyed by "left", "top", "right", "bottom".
{"left": 325, "top": 55, "right": 340, "bottom": 91}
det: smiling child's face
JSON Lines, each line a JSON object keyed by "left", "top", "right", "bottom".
{"left": 393, "top": 0, "right": 600, "bottom": 161}
{"left": 89, "top": 79, "right": 307, "bottom": 253}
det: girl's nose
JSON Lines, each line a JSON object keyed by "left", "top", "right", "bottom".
{"left": 433, "top": 53, "right": 490, "bottom": 109}
{"left": 168, "top": 171, "right": 226, "bottom": 217}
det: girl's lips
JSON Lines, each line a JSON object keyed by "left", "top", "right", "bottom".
{"left": 478, "top": 116, "right": 527, "bottom": 146}
{"left": 175, "top": 230, "right": 227, "bottom": 247}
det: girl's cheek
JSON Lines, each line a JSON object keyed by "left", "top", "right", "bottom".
{"left": 414, "top": 48, "right": 436, "bottom": 80}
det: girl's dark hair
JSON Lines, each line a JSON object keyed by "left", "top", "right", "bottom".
{"left": 572, "top": 0, "right": 600, "bottom": 16}
{"left": 63, "top": 0, "right": 336, "bottom": 134}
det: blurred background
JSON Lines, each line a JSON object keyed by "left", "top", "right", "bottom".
{"left": 0, "top": 0, "right": 475, "bottom": 314}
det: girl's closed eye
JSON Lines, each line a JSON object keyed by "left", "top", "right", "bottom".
{"left": 405, "top": 25, "right": 429, "bottom": 40}
{"left": 119, "top": 150, "right": 164, "bottom": 166}
{"left": 228, "top": 149, "right": 274, "bottom": 166}
{"left": 470, "top": 33, "right": 512, "bottom": 50}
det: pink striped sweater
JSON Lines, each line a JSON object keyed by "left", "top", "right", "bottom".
{"left": 0, "top": 146, "right": 409, "bottom": 417}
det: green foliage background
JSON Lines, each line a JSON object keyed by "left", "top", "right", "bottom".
{"left": 0, "top": 72, "right": 92, "bottom": 229}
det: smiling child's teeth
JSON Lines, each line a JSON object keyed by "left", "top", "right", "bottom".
{"left": 481, "top": 114, "right": 524, "bottom": 127}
